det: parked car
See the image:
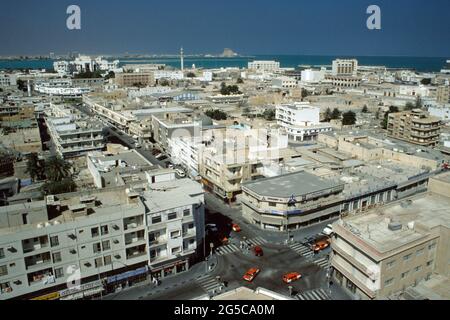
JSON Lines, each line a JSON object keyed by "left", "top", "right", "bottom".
{"left": 312, "top": 238, "right": 331, "bottom": 252}
{"left": 253, "top": 246, "right": 263, "bottom": 257}
{"left": 282, "top": 272, "right": 302, "bottom": 284}
{"left": 232, "top": 223, "right": 241, "bottom": 232}
{"left": 243, "top": 268, "right": 260, "bottom": 282}
{"left": 175, "top": 168, "right": 186, "bottom": 177}
{"left": 322, "top": 224, "right": 333, "bottom": 236}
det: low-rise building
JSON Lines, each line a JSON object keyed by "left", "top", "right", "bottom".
{"left": 115, "top": 72, "right": 155, "bottom": 88}
{"left": 332, "top": 59, "right": 358, "bottom": 76}
{"left": 387, "top": 110, "right": 442, "bottom": 147}
{"left": 276, "top": 102, "right": 333, "bottom": 142}
{"left": 248, "top": 60, "right": 280, "bottom": 72}
{"left": 330, "top": 172, "right": 450, "bottom": 300}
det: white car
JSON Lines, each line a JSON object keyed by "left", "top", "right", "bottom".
{"left": 175, "top": 169, "right": 186, "bottom": 177}
{"left": 323, "top": 224, "right": 333, "bottom": 236}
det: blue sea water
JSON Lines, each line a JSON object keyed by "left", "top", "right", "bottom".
{"left": 0, "top": 55, "right": 447, "bottom": 72}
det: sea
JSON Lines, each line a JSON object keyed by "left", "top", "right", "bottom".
{"left": 0, "top": 55, "right": 448, "bottom": 72}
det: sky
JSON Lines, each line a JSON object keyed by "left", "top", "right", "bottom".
{"left": 1, "top": 0, "right": 449, "bottom": 57}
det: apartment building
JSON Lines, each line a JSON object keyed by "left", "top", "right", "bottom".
{"left": 45, "top": 115, "right": 105, "bottom": 158}
{"left": 330, "top": 172, "right": 450, "bottom": 300}
{"left": 325, "top": 75, "right": 362, "bottom": 88}
{"left": 115, "top": 72, "right": 155, "bottom": 88}
{"left": 387, "top": 110, "right": 442, "bottom": 147}
{"left": 436, "top": 85, "right": 450, "bottom": 104}
{"left": 332, "top": 59, "right": 358, "bottom": 76}
{"left": 0, "top": 72, "right": 18, "bottom": 87}
{"left": 241, "top": 171, "right": 345, "bottom": 231}
{"left": 248, "top": 60, "right": 280, "bottom": 72}
{"left": 199, "top": 128, "right": 289, "bottom": 202}
{"left": 271, "top": 76, "right": 298, "bottom": 89}
{"left": 276, "top": 102, "right": 333, "bottom": 142}
{"left": 0, "top": 178, "right": 204, "bottom": 300}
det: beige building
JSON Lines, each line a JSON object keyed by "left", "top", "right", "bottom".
{"left": 387, "top": 110, "right": 442, "bottom": 147}
{"left": 330, "top": 172, "right": 450, "bottom": 300}
{"left": 436, "top": 85, "right": 450, "bottom": 104}
{"left": 115, "top": 72, "right": 155, "bottom": 88}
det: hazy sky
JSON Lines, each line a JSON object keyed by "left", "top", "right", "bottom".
{"left": 1, "top": 0, "right": 449, "bottom": 57}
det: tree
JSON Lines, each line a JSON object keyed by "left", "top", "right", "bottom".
{"left": 25, "top": 153, "right": 43, "bottom": 182}
{"left": 159, "top": 79, "right": 170, "bottom": 86}
{"left": 205, "top": 109, "right": 227, "bottom": 120}
{"left": 44, "top": 156, "right": 71, "bottom": 182}
{"left": 220, "top": 82, "right": 241, "bottom": 95}
{"left": 242, "top": 106, "right": 251, "bottom": 115}
{"left": 105, "top": 71, "right": 115, "bottom": 80}
{"left": 186, "top": 72, "right": 196, "bottom": 78}
{"left": 262, "top": 109, "right": 276, "bottom": 121}
{"left": 42, "top": 178, "right": 76, "bottom": 195}
{"left": 342, "top": 111, "right": 357, "bottom": 125}
{"left": 17, "top": 79, "right": 27, "bottom": 92}
{"left": 381, "top": 106, "right": 400, "bottom": 129}
{"left": 74, "top": 70, "right": 103, "bottom": 79}
{"left": 415, "top": 95, "right": 423, "bottom": 109}
{"left": 301, "top": 88, "right": 309, "bottom": 99}
{"left": 323, "top": 108, "right": 332, "bottom": 122}
{"left": 404, "top": 102, "right": 415, "bottom": 111}
{"left": 237, "top": 78, "right": 244, "bottom": 84}
{"left": 330, "top": 108, "right": 341, "bottom": 120}
{"left": 362, "top": 105, "right": 369, "bottom": 113}
{"left": 420, "top": 78, "right": 431, "bottom": 85}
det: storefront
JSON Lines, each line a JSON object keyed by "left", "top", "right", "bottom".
{"left": 150, "top": 259, "right": 189, "bottom": 280}
{"left": 31, "top": 291, "right": 60, "bottom": 300}
{"left": 105, "top": 266, "right": 149, "bottom": 293}
{"left": 59, "top": 280, "right": 104, "bottom": 300}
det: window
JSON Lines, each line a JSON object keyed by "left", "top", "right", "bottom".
{"left": 0, "top": 248, "right": 4, "bottom": 259}
{"left": 415, "top": 266, "right": 422, "bottom": 272}
{"left": 0, "top": 282, "right": 12, "bottom": 294}
{"left": 386, "top": 260, "right": 396, "bottom": 269}
{"left": 91, "top": 227, "right": 99, "bottom": 238}
{"left": 426, "top": 260, "right": 433, "bottom": 267}
{"left": 52, "top": 252, "right": 62, "bottom": 263}
{"left": 401, "top": 271, "right": 409, "bottom": 279}
{"left": 0, "top": 265, "right": 7, "bottom": 277}
{"left": 152, "top": 216, "right": 162, "bottom": 224}
{"left": 416, "top": 248, "right": 424, "bottom": 256}
{"left": 171, "top": 247, "right": 181, "bottom": 254}
{"left": 100, "top": 225, "right": 109, "bottom": 236}
{"left": 171, "top": 230, "right": 181, "bottom": 239}
{"left": 55, "top": 267, "right": 64, "bottom": 279}
{"left": 93, "top": 243, "right": 101, "bottom": 253}
{"left": 102, "top": 240, "right": 110, "bottom": 251}
{"left": 189, "top": 239, "right": 195, "bottom": 244}
{"left": 403, "top": 253, "right": 412, "bottom": 261}
{"left": 50, "top": 236, "right": 59, "bottom": 247}
{"left": 22, "top": 213, "right": 28, "bottom": 225}
{"left": 168, "top": 212, "right": 177, "bottom": 220}
{"left": 104, "top": 255, "right": 112, "bottom": 265}
{"left": 183, "top": 209, "right": 190, "bottom": 216}
{"left": 385, "top": 278, "right": 394, "bottom": 286}
{"left": 269, "top": 202, "right": 277, "bottom": 207}
{"left": 94, "top": 257, "right": 103, "bottom": 268}
{"left": 428, "top": 243, "right": 436, "bottom": 250}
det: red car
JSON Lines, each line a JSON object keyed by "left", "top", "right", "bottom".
{"left": 232, "top": 223, "right": 241, "bottom": 232}
{"left": 253, "top": 246, "right": 263, "bottom": 257}
{"left": 243, "top": 268, "right": 260, "bottom": 282}
{"left": 282, "top": 272, "right": 302, "bottom": 284}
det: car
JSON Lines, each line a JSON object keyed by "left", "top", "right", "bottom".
{"left": 243, "top": 268, "right": 260, "bottom": 282}
{"left": 232, "top": 223, "right": 241, "bottom": 232}
{"left": 282, "top": 272, "right": 302, "bottom": 284}
{"left": 135, "top": 143, "right": 142, "bottom": 148}
{"left": 312, "top": 239, "right": 330, "bottom": 252}
{"left": 175, "top": 168, "right": 186, "bottom": 177}
{"left": 220, "top": 237, "right": 229, "bottom": 245}
{"left": 323, "top": 224, "right": 333, "bottom": 236}
{"left": 253, "top": 246, "right": 263, "bottom": 257}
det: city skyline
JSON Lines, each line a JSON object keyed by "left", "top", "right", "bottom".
{"left": 1, "top": 0, "right": 450, "bottom": 57}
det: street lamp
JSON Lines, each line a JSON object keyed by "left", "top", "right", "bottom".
{"left": 288, "top": 285, "right": 293, "bottom": 297}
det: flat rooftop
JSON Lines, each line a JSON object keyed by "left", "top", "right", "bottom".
{"left": 242, "top": 171, "right": 343, "bottom": 198}
{"left": 338, "top": 192, "right": 450, "bottom": 254}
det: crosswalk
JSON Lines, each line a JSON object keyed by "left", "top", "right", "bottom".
{"left": 289, "top": 242, "right": 314, "bottom": 258}
{"left": 313, "top": 256, "right": 329, "bottom": 269}
{"left": 216, "top": 243, "right": 239, "bottom": 256}
{"left": 196, "top": 275, "right": 223, "bottom": 294}
{"left": 243, "top": 236, "right": 267, "bottom": 247}
{"left": 296, "top": 289, "right": 331, "bottom": 300}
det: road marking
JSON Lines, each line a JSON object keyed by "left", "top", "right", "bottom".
{"left": 297, "top": 289, "right": 332, "bottom": 300}
{"left": 314, "top": 257, "right": 329, "bottom": 268}
{"left": 245, "top": 236, "right": 267, "bottom": 246}
{"left": 289, "top": 242, "right": 314, "bottom": 257}
{"left": 216, "top": 244, "right": 239, "bottom": 256}
{"left": 196, "top": 275, "right": 222, "bottom": 293}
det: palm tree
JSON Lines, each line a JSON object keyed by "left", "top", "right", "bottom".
{"left": 44, "top": 156, "right": 71, "bottom": 182}
{"left": 25, "top": 153, "right": 42, "bottom": 182}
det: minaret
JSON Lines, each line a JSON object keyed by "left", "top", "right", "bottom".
{"left": 180, "top": 47, "right": 184, "bottom": 72}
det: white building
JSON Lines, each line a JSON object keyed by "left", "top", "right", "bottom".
{"left": 301, "top": 68, "right": 326, "bottom": 83}
{"left": 271, "top": 76, "right": 298, "bottom": 89}
{"left": 34, "top": 83, "right": 92, "bottom": 97}
{"left": 0, "top": 73, "right": 18, "bottom": 87}
{"left": 168, "top": 137, "right": 203, "bottom": 178}
{"left": 53, "top": 56, "right": 120, "bottom": 76}
{"left": 440, "top": 60, "right": 450, "bottom": 74}
{"left": 428, "top": 104, "right": 450, "bottom": 122}
{"left": 399, "top": 85, "right": 432, "bottom": 97}
{"left": 248, "top": 60, "right": 280, "bottom": 72}
{"left": 332, "top": 59, "right": 358, "bottom": 76}
{"left": 153, "top": 70, "right": 184, "bottom": 81}
{"left": 0, "top": 178, "right": 205, "bottom": 300}
{"left": 276, "top": 102, "right": 333, "bottom": 142}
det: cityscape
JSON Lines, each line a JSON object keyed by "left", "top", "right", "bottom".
{"left": 0, "top": 0, "right": 450, "bottom": 307}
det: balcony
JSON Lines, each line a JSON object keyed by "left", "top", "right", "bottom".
{"left": 22, "top": 236, "right": 49, "bottom": 254}
{"left": 125, "top": 230, "right": 146, "bottom": 246}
